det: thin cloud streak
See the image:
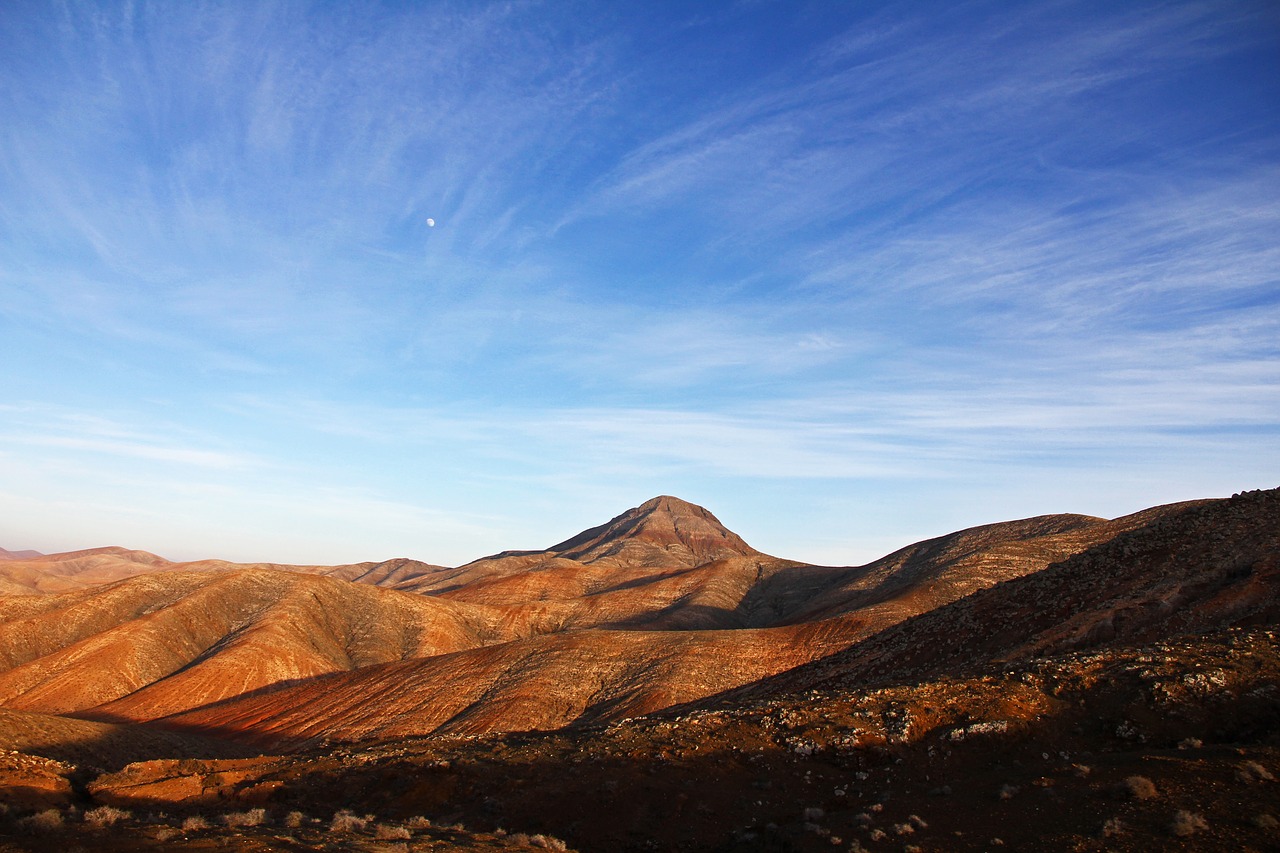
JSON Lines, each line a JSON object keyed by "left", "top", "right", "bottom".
{"left": 0, "top": 1, "right": 1275, "bottom": 564}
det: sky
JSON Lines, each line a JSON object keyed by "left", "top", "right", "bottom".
{"left": 1, "top": 0, "right": 1278, "bottom": 567}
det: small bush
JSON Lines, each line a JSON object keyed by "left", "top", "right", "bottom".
{"left": 284, "top": 810, "right": 306, "bottom": 828}
{"left": 1101, "top": 817, "right": 1125, "bottom": 837}
{"left": 908, "top": 814, "right": 928, "bottom": 829}
{"left": 375, "top": 823, "right": 412, "bottom": 840}
{"left": 1238, "top": 761, "right": 1276, "bottom": 783}
{"left": 405, "top": 815, "right": 432, "bottom": 829}
{"left": 329, "top": 809, "right": 368, "bottom": 833}
{"left": 222, "top": 808, "right": 267, "bottom": 828}
{"left": 19, "top": 809, "right": 65, "bottom": 834}
{"left": 84, "top": 805, "right": 131, "bottom": 827}
{"left": 530, "top": 834, "right": 568, "bottom": 851}
{"left": 182, "top": 815, "right": 210, "bottom": 831}
{"left": 893, "top": 822, "right": 915, "bottom": 836}
{"left": 154, "top": 827, "right": 179, "bottom": 842}
{"left": 998, "top": 783, "right": 1019, "bottom": 800}
{"left": 1122, "top": 776, "right": 1158, "bottom": 800}
{"left": 1178, "top": 737, "right": 1203, "bottom": 750}
{"left": 1170, "top": 810, "right": 1208, "bottom": 837}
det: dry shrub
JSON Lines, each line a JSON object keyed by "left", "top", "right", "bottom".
{"left": 1122, "top": 776, "right": 1158, "bottom": 800}
{"left": 182, "top": 815, "right": 211, "bottom": 831}
{"left": 154, "top": 827, "right": 179, "bottom": 842}
{"left": 1170, "top": 810, "right": 1208, "bottom": 837}
{"left": 529, "top": 835, "right": 568, "bottom": 851}
{"left": 222, "top": 808, "right": 267, "bottom": 827}
{"left": 1238, "top": 761, "right": 1276, "bottom": 783}
{"left": 1101, "top": 817, "right": 1125, "bottom": 837}
{"left": 84, "top": 805, "right": 131, "bottom": 827}
{"left": 284, "top": 810, "right": 307, "bottom": 828}
{"left": 509, "top": 832, "right": 532, "bottom": 845}
{"left": 330, "top": 809, "right": 369, "bottom": 833}
{"left": 907, "top": 815, "right": 928, "bottom": 829}
{"left": 19, "top": 809, "right": 65, "bottom": 834}
{"left": 375, "top": 823, "right": 412, "bottom": 840}
{"left": 404, "top": 815, "right": 432, "bottom": 829}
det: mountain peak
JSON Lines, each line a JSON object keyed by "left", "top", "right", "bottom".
{"left": 636, "top": 495, "right": 702, "bottom": 514}
{"left": 549, "top": 496, "right": 758, "bottom": 567}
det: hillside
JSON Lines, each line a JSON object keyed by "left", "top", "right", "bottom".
{"left": 0, "top": 570, "right": 516, "bottom": 720}
{"left": 0, "top": 489, "right": 1275, "bottom": 852}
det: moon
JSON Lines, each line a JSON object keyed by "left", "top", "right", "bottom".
{"left": 426, "top": 218, "right": 436, "bottom": 227}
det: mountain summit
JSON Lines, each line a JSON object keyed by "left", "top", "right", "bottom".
{"left": 548, "top": 495, "right": 758, "bottom": 568}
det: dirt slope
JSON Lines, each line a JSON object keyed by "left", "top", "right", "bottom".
{"left": 726, "top": 488, "right": 1279, "bottom": 700}
{"left": 0, "top": 570, "right": 515, "bottom": 719}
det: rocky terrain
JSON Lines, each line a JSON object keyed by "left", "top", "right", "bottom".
{"left": 0, "top": 489, "right": 1276, "bottom": 851}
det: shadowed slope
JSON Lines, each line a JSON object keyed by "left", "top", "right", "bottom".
{"left": 736, "top": 501, "right": 1208, "bottom": 629}
{"left": 721, "top": 488, "right": 1279, "bottom": 701}
{"left": 0, "top": 707, "right": 253, "bottom": 769}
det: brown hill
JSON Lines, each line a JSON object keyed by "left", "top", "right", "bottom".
{"left": 75, "top": 628, "right": 1280, "bottom": 852}
{"left": 0, "top": 546, "right": 174, "bottom": 593}
{"left": 0, "top": 570, "right": 517, "bottom": 720}
{"left": 155, "top": 618, "right": 858, "bottom": 747}
{"left": 546, "top": 495, "right": 758, "bottom": 567}
{"left": 1, "top": 495, "right": 1230, "bottom": 751}
{"left": 0, "top": 546, "right": 42, "bottom": 560}
{"left": 720, "top": 488, "right": 1279, "bottom": 702}
{"left": 0, "top": 545, "right": 450, "bottom": 596}
{"left": 734, "top": 501, "right": 1206, "bottom": 630}
{"left": 2, "top": 490, "right": 1278, "bottom": 852}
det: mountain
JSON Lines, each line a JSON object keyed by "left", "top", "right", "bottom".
{"left": 716, "top": 487, "right": 1279, "bottom": 702}
{"left": 1, "top": 490, "right": 1276, "bottom": 852}
{"left": 0, "top": 569, "right": 518, "bottom": 720}
{"left": 545, "top": 494, "right": 758, "bottom": 567}
{"left": 0, "top": 494, "right": 1237, "bottom": 747}
{"left": 0, "top": 546, "right": 42, "bottom": 560}
{"left": 154, "top": 621, "right": 850, "bottom": 747}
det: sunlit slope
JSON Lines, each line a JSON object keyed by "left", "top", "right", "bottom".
{"left": 0, "top": 569, "right": 515, "bottom": 718}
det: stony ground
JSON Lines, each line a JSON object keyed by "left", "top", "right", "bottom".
{"left": 1, "top": 627, "right": 1276, "bottom": 852}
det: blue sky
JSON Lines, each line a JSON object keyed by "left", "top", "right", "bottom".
{"left": 2, "top": 0, "right": 1277, "bottom": 566}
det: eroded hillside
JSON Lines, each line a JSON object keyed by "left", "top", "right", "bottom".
{"left": 0, "top": 489, "right": 1276, "bottom": 852}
